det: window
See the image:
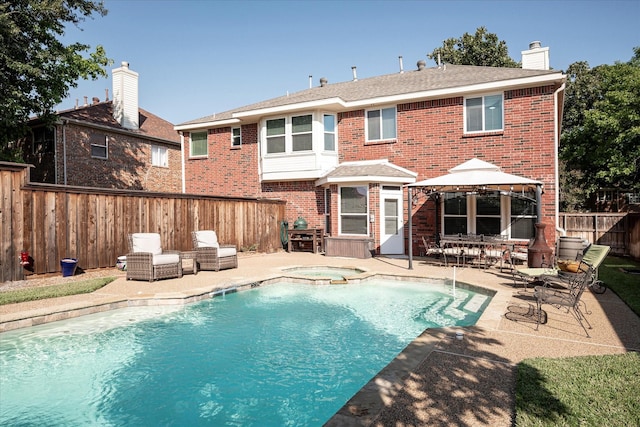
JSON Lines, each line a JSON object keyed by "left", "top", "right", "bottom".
{"left": 475, "top": 193, "right": 501, "bottom": 235}
{"left": 465, "top": 94, "right": 503, "bottom": 132}
{"left": 291, "top": 114, "right": 312, "bottom": 151}
{"left": 443, "top": 192, "right": 467, "bottom": 235}
{"left": 266, "top": 118, "right": 285, "bottom": 153}
{"left": 510, "top": 192, "right": 537, "bottom": 239}
{"left": 151, "top": 145, "right": 168, "bottom": 167}
{"left": 90, "top": 134, "right": 108, "bottom": 159}
{"left": 340, "top": 186, "right": 368, "bottom": 235}
{"left": 31, "top": 127, "right": 55, "bottom": 154}
{"left": 366, "top": 107, "right": 396, "bottom": 141}
{"left": 323, "top": 114, "right": 336, "bottom": 151}
{"left": 232, "top": 127, "right": 242, "bottom": 147}
{"left": 190, "top": 131, "right": 208, "bottom": 157}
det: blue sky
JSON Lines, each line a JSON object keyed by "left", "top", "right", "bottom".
{"left": 58, "top": 0, "right": 639, "bottom": 125}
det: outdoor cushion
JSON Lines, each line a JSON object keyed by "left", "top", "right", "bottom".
{"left": 195, "top": 230, "right": 219, "bottom": 248}
{"left": 131, "top": 233, "right": 162, "bottom": 255}
{"left": 218, "top": 246, "right": 237, "bottom": 257}
{"left": 151, "top": 253, "right": 180, "bottom": 266}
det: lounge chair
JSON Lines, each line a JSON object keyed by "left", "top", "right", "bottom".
{"left": 534, "top": 260, "right": 594, "bottom": 337}
{"left": 126, "top": 233, "right": 182, "bottom": 281}
{"left": 513, "top": 243, "right": 610, "bottom": 290}
{"left": 192, "top": 230, "right": 238, "bottom": 271}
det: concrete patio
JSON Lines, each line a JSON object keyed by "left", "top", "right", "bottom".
{"left": 1, "top": 251, "right": 639, "bottom": 426}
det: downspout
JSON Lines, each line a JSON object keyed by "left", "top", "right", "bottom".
{"left": 62, "top": 120, "right": 68, "bottom": 185}
{"left": 554, "top": 82, "right": 566, "bottom": 236}
{"left": 407, "top": 186, "right": 413, "bottom": 270}
{"left": 179, "top": 131, "right": 186, "bottom": 193}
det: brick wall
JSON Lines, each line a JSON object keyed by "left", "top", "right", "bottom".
{"left": 185, "top": 84, "right": 561, "bottom": 249}
{"left": 55, "top": 123, "right": 182, "bottom": 192}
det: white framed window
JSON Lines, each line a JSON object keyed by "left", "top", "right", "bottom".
{"left": 90, "top": 134, "right": 108, "bottom": 159}
{"left": 366, "top": 106, "right": 396, "bottom": 141}
{"left": 323, "top": 114, "right": 336, "bottom": 151}
{"left": 190, "top": 131, "right": 208, "bottom": 157}
{"left": 292, "top": 114, "right": 312, "bottom": 151}
{"left": 441, "top": 191, "right": 537, "bottom": 239}
{"left": 465, "top": 94, "right": 503, "bottom": 133}
{"left": 151, "top": 145, "right": 168, "bottom": 167}
{"left": 339, "top": 186, "right": 369, "bottom": 235}
{"left": 266, "top": 118, "right": 285, "bottom": 153}
{"left": 231, "top": 127, "right": 242, "bottom": 147}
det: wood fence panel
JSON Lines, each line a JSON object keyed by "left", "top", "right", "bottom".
{"left": 559, "top": 213, "right": 630, "bottom": 256}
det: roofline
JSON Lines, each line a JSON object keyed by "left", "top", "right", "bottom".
{"left": 60, "top": 117, "right": 181, "bottom": 147}
{"left": 175, "top": 72, "right": 565, "bottom": 131}
{"left": 316, "top": 175, "right": 416, "bottom": 186}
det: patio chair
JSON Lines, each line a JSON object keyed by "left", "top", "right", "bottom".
{"left": 534, "top": 260, "right": 594, "bottom": 337}
{"left": 126, "top": 233, "right": 182, "bottom": 282}
{"left": 192, "top": 230, "right": 238, "bottom": 271}
{"left": 512, "top": 243, "right": 610, "bottom": 290}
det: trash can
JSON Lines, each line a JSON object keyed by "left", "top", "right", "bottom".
{"left": 61, "top": 258, "right": 78, "bottom": 277}
{"left": 116, "top": 256, "right": 127, "bottom": 271}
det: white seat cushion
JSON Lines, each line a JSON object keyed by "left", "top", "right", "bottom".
{"left": 132, "top": 233, "right": 162, "bottom": 255}
{"left": 152, "top": 253, "right": 180, "bottom": 266}
{"left": 218, "top": 247, "right": 237, "bottom": 258}
{"left": 195, "top": 230, "right": 219, "bottom": 249}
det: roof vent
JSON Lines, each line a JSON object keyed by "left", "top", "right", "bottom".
{"left": 320, "top": 77, "right": 328, "bottom": 87}
{"left": 529, "top": 41, "right": 542, "bottom": 49}
{"left": 417, "top": 60, "right": 426, "bottom": 71}
{"left": 398, "top": 56, "right": 404, "bottom": 73}
{"left": 351, "top": 66, "right": 358, "bottom": 81}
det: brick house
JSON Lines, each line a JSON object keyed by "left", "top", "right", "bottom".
{"left": 176, "top": 42, "right": 566, "bottom": 256}
{"left": 22, "top": 62, "right": 182, "bottom": 191}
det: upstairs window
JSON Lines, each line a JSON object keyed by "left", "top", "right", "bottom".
{"left": 323, "top": 114, "right": 336, "bottom": 151}
{"left": 31, "top": 126, "right": 55, "bottom": 154}
{"left": 465, "top": 94, "right": 503, "bottom": 132}
{"left": 190, "top": 131, "right": 208, "bottom": 157}
{"left": 231, "top": 127, "right": 242, "bottom": 147}
{"left": 151, "top": 145, "right": 168, "bottom": 167}
{"left": 366, "top": 106, "right": 396, "bottom": 141}
{"left": 90, "top": 134, "right": 108, "bottom": 159}
{"left": 266, "top": 118, "right": 285, "bottom": 153}
{"left": 292, "top": 114, "right": 312, "bottom": 151}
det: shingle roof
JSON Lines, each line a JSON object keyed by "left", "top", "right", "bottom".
{"left": 178, "top": 64, "right": 561, "bottom": 126}
{"left": 55, "top": 102, "right": 180, "bottom": 144}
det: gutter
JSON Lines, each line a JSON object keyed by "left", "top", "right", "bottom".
{"left": 179, "top": 132, "right": 186, "bottom": 193}
{"left": 554, "top": 82, "right": 566, "bottom": 236}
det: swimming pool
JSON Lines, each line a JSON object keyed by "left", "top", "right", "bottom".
{"left": 0, "top": 277, "right": 493, "bottom": 426}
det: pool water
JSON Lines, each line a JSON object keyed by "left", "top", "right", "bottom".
{"left": 283, "top": 266, "right": 365, "bottom": 281}
{"left": 0, "top": 279, "right": 492, "bottom": 426}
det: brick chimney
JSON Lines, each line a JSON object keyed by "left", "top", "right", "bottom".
{"left": 112, "top": 61, "right": 139, "bottom": 129}
{"left": 521, "top": 41, "right": 550, "bottom": 70}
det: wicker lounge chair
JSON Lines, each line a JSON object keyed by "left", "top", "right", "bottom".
{"left": 192, "top": 230, "right": 238, "bottom": 271}
{"left": 126, "top": 233, "right": 182, "bottom": 282}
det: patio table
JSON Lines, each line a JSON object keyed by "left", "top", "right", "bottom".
{"left": 440, "top": 236, "right": 514, "bottom": 269}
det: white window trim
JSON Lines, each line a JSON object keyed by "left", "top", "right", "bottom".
{"left": 231, "top": 127, "right": 242, "bottom": 147}
{"left": 365, "top": 105, "right": 397, "bottom": 142}
{"left": 90, "top": 135, "right": 108, "bottom": 159}
{"left": 463, "top": 93, "right": 504, "bottom": 134}
{"left": 262, "top": 112, "right": 325, "bottom": 156}
{"left": 151, "top": 144, "right": 168, "bottom": 167}
{"left": 189, "top": 131, "right": 208, "bottom": 158}
{"left": 338, "top": 185, "right": 370, "bottom": 236}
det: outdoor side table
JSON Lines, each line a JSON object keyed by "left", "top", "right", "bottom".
{"left": 181, "top": 251, "right": 198, "bottom": 275}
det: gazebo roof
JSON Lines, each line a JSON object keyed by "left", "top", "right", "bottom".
{"left": 408, "top": 158, "right": 542, "bottom": 192}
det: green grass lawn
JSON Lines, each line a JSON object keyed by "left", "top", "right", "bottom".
{"left": 515, "top": 255, "right": 640, "bottom": 426}
{"left": 0, "top": 277, "right": 115, "bottom": 305}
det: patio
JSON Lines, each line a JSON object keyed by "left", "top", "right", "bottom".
{"left": 1, "top": 251, "right": 639, "bottom": 426}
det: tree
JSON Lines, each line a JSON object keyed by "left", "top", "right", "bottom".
{"left": 0, "top": 0, "right": 111, "bottom": 160}
{"left": 427, "top": 26, "right": 519, "bottom": 68}
{"left": 560, "top": 47, "right": 640, "bottom": 211}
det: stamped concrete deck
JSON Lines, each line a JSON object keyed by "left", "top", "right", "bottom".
{"left": 2, "top": 251, "right": 639, "bottom": 426}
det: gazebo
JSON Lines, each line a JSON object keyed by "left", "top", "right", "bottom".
{"left": 405, "top": 158, "right": 544, "bottom": 269}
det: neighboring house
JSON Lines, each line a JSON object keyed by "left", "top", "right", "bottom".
{"left": 22, "top": 62, "right": 182, "bottom": 192}
{"left": 176, "top": 42, "right": 566, "bottom": 256}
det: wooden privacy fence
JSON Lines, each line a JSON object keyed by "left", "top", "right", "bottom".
{"left": 558, "top": 212, "right": 639, "bottom": 258}
{"left": 1, "top": 162, "right": 286, "bottom": 283}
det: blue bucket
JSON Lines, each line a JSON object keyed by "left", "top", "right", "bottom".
{"left": 61, "top": 258, "right": 78, "bottom": 277}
